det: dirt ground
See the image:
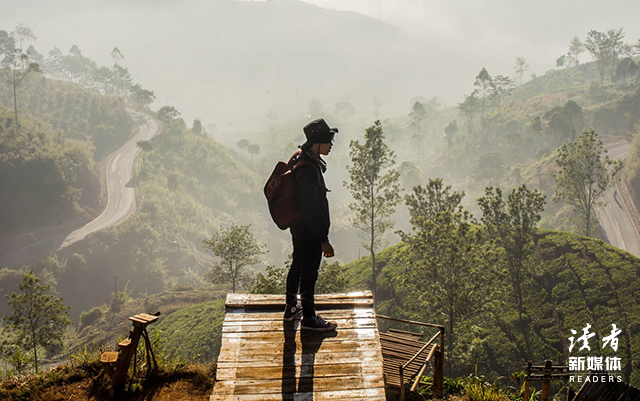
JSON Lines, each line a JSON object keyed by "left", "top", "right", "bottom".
{"left": 0, "top": 365, "right": 214, "bottom": 401}
{"left": 27, "top": 379, "right": 211, "bottom": 401}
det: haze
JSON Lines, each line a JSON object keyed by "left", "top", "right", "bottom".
{"left": 3, "top": 0, "right": 640, "bottom": 130}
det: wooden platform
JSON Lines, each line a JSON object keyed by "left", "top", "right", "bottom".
{"left": 211, "top": 292, "right": 386, "bottom": 401}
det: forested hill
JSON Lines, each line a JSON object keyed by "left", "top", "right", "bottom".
{"left": 338, "top": 229, "right": 640, "bottom": 386}
{"left": 0, "top": 70, "right": 133, "bottom": 240}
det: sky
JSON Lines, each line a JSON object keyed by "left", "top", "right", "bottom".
{"left": 2, "top": 0, "right": 640, "bottom": 129}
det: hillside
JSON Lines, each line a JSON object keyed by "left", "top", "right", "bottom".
{"left": 0, "top": 70, "right": 134, "bottom": 240}
{"left": 336, "top": 228, "right": 640, "bottom": 386}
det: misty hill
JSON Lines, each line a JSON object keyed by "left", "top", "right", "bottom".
{"left": 12, "top": 112, "right": 267, "bottom": 321}
{"left": 338, "top": 229, "right": 640, "bottom": 385}
{"left": 0, "top": 70, "right": 133, "bottom": 240}
{"left": 17, "top": 0, "right": 431, "bottom": 131}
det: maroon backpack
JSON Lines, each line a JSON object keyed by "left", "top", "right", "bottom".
{"left": 264, "top": 150, "right": 313, "bottom": 230}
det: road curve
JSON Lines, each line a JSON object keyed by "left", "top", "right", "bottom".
{"left": 597, "top": 142, "right": 640, "bottom": 256}
{"left": 0, "top": 107, "right": 160, "bottom": 268}
{"left": 60, "top": 107, "right": 161, "bottom": 248}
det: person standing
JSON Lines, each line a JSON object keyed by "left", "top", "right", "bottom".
{"left": 283, "top": 118, "right": 338, "bottom": 332}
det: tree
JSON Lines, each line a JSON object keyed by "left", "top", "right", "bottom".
{"left": 492, "top": 75, "right": 514, "bottom": 111}
{"left": 11, "top": 24, "right": 36, "bottom": 69}
{"left": 585, "top": 30, "right": 611, "bottom": 85}
{"left": 192, "top": 118, "right": 204, "bottom": 135}
{"left": 247, "top": 143, "right": 260, "bottom": 162}
{"left": 556, "top": 54, "right": 566, "bottom": 68}
{"left": 474, "top": 68, "right": 495, "bottom": 127}
{"left": 408, "top": 101, "right": 427, "bottom": 134}
{"left": 308, "top": 97, "right": 323, "bottom": 118}
{"left": 111, "top": 47, "right": 124, "bottom": 65}
{"left": 157, "top": 105, "right": 180, "bottom": 123}
{"left": 607, "top": 28, "right": 627, "bottom": 83}
{"left": 6, "top": 45, "right": 41, "bottom": 136}
{"left": 372, "top": 95, "right": 382, "bottom": 119}
{"left": 567, "top": 36, "right": 584, "bottom": 67}
{"left": 400, "top": 179, "right": 480, "bottom": 374}
{"left": 202, "top": 224, "right": 266, "bottom": 293}
{"left": 136, "top": 140, "right": 153, "bottom": 175}
{"left": 335, "top": 101, "right": 355, "bottom": 122}
{"left": 130, "top": 83, "right": 155, "bottom": 107}
{"left": 404, "top": 178, "right": 464, "bottom": 230}
{"left": 344, "top": 120, "right": 401, "bottom": 298}
{"left": 457, "top": 93, "right": 480, "bottom": 133}
{"left": 478, "top": 185, "right": 546, "bottom": 359}
{"left": 444, "top": 119, "right": 458, "bottom": 148}
{"left": 236, "top": 139, "right": 249, "bottom": 153}
{"left": 3, "top": 271, "right": 71, "bottom": 373}
{"left": 553, "top": 128, "right": 623, "bottom": 237}
{"left": 514, "top": 56, "right": 529, "bottom": 85}
{"left": 544, "top": 100, "right": 584, "bottom": 146}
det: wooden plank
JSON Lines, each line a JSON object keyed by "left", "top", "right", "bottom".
{"left": 216, "top": 361, "right": 384, "bottom": 381}
{"left": 213, "top": 375, "right": 363, "bottom": 395}
{"left": 223, "top": 309, "right": 376, "bottom": 322}
{"left": 100, "top": 351, "right": 118, "bottom": 363}
{"left": 211, "top": 387, "right": 386, "bottom": 401}
{"left": 213, "top": 292, "right": 385, "bottom": 400}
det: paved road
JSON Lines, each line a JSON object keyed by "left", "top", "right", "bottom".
{"left": 597, "top": 142, "right": 640, "bottom": 256}
{"left": 0, "top": 107, "right": 160, "bottom": 268}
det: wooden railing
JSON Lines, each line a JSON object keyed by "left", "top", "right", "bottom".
{"left": 376, "top": 314, "right": 445, "bottom": 401}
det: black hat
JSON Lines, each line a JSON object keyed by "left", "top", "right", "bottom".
{"left": 303, "top": 118, "right": 338, "bottom": 145}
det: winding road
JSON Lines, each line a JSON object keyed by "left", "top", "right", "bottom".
{"left": 0, "top": 107, "right": 161, "bottom": 268}
{"left": 597, "top": 142, "right": 640, "bottom": 256}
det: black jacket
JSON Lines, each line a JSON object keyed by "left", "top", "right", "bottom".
{"left": 291, "top": 151, "right": 330, "bottom": 243}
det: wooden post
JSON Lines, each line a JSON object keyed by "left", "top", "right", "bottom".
{"left": 524, "top": 361, "right": 531, "bottom": 401}
{"left": 399, "top": 364, "right": 405, "bottom": 401}
{"left": 541, "top": 359, "right": 552, "bottom": 401}
{"left": 567, "top": 386, "right": 576, "bottom": 401}
{"left": 433, "top": 327, "right": 445, "bottom": 398}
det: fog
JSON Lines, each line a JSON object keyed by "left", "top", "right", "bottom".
{"left": 3, "top": 0, "right": 640, "bottom": 132}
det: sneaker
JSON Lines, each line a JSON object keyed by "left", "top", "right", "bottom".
{"left": 301, "top": 314, "right": 338, "bottom": 332}
{"left": 283, "top": 304, "right": 303, "bottom": 322}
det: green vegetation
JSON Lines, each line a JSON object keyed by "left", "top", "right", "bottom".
{"left": 3, "top": 271, "right": 72, "bottom": 372}
{"left": 0, "top": 105, "right": 96, "bottom": 237}
{"left": 150, "top": 300, "right": 225, "bottom": 363}
{"left": 345, "top": 120, "right": 401, "bottom": 298}
{"left": 202, "top": 224, "right": 266, "bottom": 293}
{"left": 344, "top": 227, "right": 640, "bottom": 386}
{"left": 554, "top": 128, "right": 623, "bottom": 236}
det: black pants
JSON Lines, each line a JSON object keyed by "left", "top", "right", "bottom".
{"left": 286, "top": 227, "right": 322, "bottom": 318}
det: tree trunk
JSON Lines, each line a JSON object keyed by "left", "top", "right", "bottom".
{"left": 13, "top": 67, "right": 19, "bottom": 137}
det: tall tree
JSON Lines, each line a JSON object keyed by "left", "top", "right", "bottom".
{"left": 335, "top": 101, "right": 355, "bottom": 122}
{"left": 585, "top": 30, "right": 611, "bottom": 85}
{"left": 401, "top": 179, "right": 480, "bottom": 374}
{"left": 344, "top": 120, "right": 401, "bottom": 298}
{"left": 3, "top": 271, "right": 72, "bottom": 373}
{"left": 474, "top": 68, "right": 495, "bottom": 128}
{"left": 607, "top": 28, "right": 627, "bottom": 83}
{"left": 492, "top": 75, "right": 515, "bottom": 111}
{"left": 567, "top": 36, "right": 584, "bottom": 67}
{"left": 478, "top": 185, "right": 546, "bottom": 359}
{"left": 111, "top": 47, "right": 124, "bottom": 65}
{"left": 457, "top": 93, "right": 480, "bottom": 133}
{"left": 202, "top": 224, "right": 266, "bottom": 293}
{"left": 372, "top": 95, "right": 382, "bottom": 119}
{"left": 307, "top": 97, "right": 323, "bottom": 118}
{"left": 514, "top": 56, "right": 529, "bottom": 85}
{"left": 6, "top": 45, "right": 41, "bottom": 136}
{"left": 444, "top": 120, "right": 458, "bottom": 148}
{"left": 553, "top": 128, "right": 623, "bottom": 237}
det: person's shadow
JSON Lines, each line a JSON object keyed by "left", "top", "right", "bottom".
{"left": 282, "top": 321, "right": 337, "bottom": 400}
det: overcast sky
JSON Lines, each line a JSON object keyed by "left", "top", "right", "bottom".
{"left": 306, "top": 0, "right": 640, "bottom": 78}
{"left": 2, "top": 0, "right": 640, "bottom": 128}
